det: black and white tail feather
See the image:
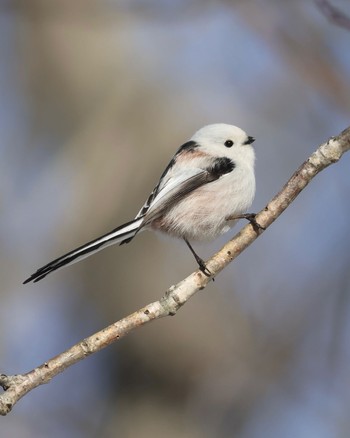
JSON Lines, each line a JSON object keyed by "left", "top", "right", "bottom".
{"left": 24, "top": 124, "right": 256, "bottom": 284}
{"left": 23, "top": 218, "right": 143, "bottom": 283}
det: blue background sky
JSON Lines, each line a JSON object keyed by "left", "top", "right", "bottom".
{"left": 1, "top": 1, "right": 350, "bottom": 437}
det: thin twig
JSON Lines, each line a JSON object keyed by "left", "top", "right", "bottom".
{"left": 315, "top": 0, "right": 350, "bottom": 31}
{"left": 1, "top": 126, "right": 349, "bottom": 415}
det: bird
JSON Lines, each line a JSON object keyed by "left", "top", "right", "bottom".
{"left": 23, "top": 123, "right": 256, "bottom": 284}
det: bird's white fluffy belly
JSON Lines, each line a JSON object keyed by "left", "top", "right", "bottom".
{"left": 159, "top": 167, "right": 255, "bottom": 241}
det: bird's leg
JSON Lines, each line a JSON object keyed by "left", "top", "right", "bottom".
{"left": 227, "top": 213, "right": 265, "bottom": 232}
{"left": 184, "top": 238, "right": 212, "bottom": 277}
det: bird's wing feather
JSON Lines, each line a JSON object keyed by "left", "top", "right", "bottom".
{"left": 134, "top": 140, "right": 200, "bottom": 219}
{"left": 142, "top": 168, "right": 219, "bottom": 224}
{"left": 140, "top": 156, "right": 235, "bottom": 224}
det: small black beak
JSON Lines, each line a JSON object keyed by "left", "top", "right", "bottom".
{"left": 244, "top": 136, "right": 255, "bottom": 145}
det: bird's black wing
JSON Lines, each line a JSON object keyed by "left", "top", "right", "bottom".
{"left": 142, "top": 156, "right": 235, "bottom": 224}
{"left": 135, "top": 140, "right": 199, "bottom": 218}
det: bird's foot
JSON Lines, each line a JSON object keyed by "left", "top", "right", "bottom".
{"left": 197, "top": 258, "right": 212, "bottom": 278}
{"left": 227, "top": 213, "right": 265, "bottom": 232}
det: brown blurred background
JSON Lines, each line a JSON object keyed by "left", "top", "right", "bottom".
{"left": 1, "top": 1, "right": 350, "bottom": 437}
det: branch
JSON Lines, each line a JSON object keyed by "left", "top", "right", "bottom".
{"left": 1, "top": 126, "right": 349, "bottom": 415}
{"left": 315, "top": 0, "right": 350, "bottom": 31}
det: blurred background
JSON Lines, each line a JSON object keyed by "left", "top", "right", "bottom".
{"left": 0, "top": 0, "right": 350, "bottom": 436}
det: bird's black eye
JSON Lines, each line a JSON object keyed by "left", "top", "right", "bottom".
{"left": 224, "top": 140, "right": 234, "bottom": 148}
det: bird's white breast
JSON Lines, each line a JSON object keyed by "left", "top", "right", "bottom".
{"left": 157, "top": 159, "right": 256, "bottom": 241}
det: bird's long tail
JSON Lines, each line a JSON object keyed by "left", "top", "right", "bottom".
{"left": 23, "top": 217, "right": 143, "bottom": 284}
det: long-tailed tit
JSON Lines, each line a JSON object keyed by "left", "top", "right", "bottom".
{"left": 24, "top": 124, "right": 256, "bottom": 283}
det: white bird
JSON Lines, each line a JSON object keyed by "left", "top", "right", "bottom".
{"left": 24, "top": 124, "right": 256, "bottom": 283}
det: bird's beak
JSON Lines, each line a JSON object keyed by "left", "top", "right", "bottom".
{"left": 244, "top": 136, "right": 255, "bottom": 145}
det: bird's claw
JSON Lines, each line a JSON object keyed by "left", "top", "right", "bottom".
{"left": 197, "top": 258, "right": 213, "bottom": 279}
{"left": 228, "top": 213, "right": 265, "bottom": 232}
{"left": 243, "top": 213, "right": 266, "bottom": 232}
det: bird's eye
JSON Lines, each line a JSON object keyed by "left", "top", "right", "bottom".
{"left": 224, "top": 140, "right": 234, "bottom": 148}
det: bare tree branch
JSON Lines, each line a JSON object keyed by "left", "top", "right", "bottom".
{"left": 1, "top": 126, "right": 349, "bottom": 416}
{"left": 315, "top": 0, "right": 350, "bottom": 30}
